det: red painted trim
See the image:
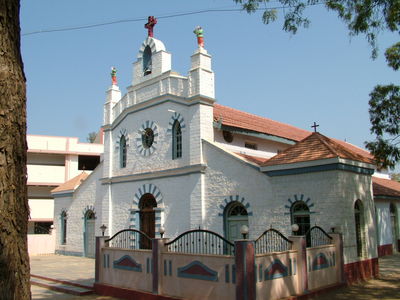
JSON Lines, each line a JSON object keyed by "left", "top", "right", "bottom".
{"left": 378, "top": 244, "right": 393, "bottom": 257}
{"left": 30, "top": 274, "right": 93, "bottom": 290}
{"left": 300, "top": 237, "right": 308, "bottom": 293}
{"left": 95, "top": 237, "right": 100, "bottom": 282}
{"left": 152, "top": 239, "right": 159, "bottom": 294}
{"left": 245, "top": 242, "right": 256, "bottom": 300}
{"left": 94, "top": 283, "right": 180, "bottom": 300}
{"left": 27, "top": 149, "right": 102, "bottom": 155}
{"left": 235, "top": 242, "right": 245, "bottom": 300}
{"left": 344, "top": 258, "right": 379, "bottom": 284}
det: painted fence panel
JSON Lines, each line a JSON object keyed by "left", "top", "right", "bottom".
{"left": 255, "top": 251, "right": 299, "bottom": 300}
{"left": 100, "top": 248, "right": 153, "bottom": 292}
{"left": 306, "top": 245, "right": 338, "bottom": 290}
{"left": 161, "top": 252, "right": 235, "bottom": 300}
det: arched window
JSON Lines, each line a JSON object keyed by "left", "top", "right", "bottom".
{"left": 172, "top": 120, "right": 182, "bottom": 159}
{"left": 143, "top": 46, "right": 152, "bottom": 76}
{"left": 60, "top": 211, "right": 67, "bottom": 245}
{"left": 354, "top": 200, "right": 365, "bottom": 257}
{"left": 224, "top": 202, "right": 248, "bottom": 242}
{"left": 120, "top": 135, "right": 127, "bottom": 168}
{"left": 291, "top": 201, "right": 310, "bottom": 236}
{"left": 390, "top": 203, "right": 398, "bottom": 252}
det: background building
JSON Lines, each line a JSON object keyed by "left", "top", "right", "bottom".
{"left": 27, "top": 134, "right": 103, "bottom": 255}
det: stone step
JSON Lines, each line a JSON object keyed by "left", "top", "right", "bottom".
{"left": 30, "top": 274, "right": 94, "bottom": 296}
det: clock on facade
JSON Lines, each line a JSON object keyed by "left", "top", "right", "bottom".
{"left": 136, "top": 121, "right": 158, "bottom": 156}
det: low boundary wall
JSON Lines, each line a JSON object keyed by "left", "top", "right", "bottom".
{"left": 94, "top": 230, "right": 345, "bottom": 300}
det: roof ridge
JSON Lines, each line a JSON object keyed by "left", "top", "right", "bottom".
{"left": 314, "top": 133, "right": 341, "bottom": 157}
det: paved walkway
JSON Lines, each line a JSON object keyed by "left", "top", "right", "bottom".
{"left": 30, "top": 253, "right": 400, "bottom": 300}
{"left": 309, "top": 253, "right": 400, "bottom": 300}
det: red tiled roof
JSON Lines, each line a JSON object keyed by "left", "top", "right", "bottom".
{"left": 235, "top": 153, "right": 269, "bottom": 165}
{"left": 373, "top": 177, "right": 400, "bottom": 198}
{"left": 51, "top": 172, "right": 89, "bottom": 193}
{"left": 262, "top": 132, "right": 375, "bottom": 166}
{"left": 333, "top": 139, "right": 374, "bottom": 161}
{"left": 213, "top": 104, "right": 310, "bottom": 142}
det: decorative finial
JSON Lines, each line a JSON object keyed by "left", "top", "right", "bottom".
{"left": 193, "top": 26, "right": 204, "bottom": 48}
{"left": 145, "top": 16, "right": 157, "bottom": 37}
{"left": 311, "top": 122, "right": 319, "bottom": 133}
{"left": 110, "top": 67, "right": 117, "bottom": 85}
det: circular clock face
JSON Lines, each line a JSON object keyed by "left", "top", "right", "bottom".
{"left": 142, "top": 128, "right": 154, "bottom": 148}
{"left": 136, "top": 121, "right": 158, "bottom": 156}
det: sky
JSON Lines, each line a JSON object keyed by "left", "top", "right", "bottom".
{"left": 20, "top": 1, "right": 398, "bottom": 168}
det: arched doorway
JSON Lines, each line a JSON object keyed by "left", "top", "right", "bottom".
{"left": 139, "top": 193, "right": 157, "bottom": 248}
{"left": 224, "top": 202, "right": 248, "bottom": 242}
{"left": 84, "top": 210, "right": 96, "bottom": 257}
{"left": 390, "top": 203, "right": 398, "bottom": 252}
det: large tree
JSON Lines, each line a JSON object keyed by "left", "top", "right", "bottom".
{"left": 0, "top": 0, "right": 31, "bottom": 299}
{"left": 235, "top": 0, "right": 400, "bottom": 169}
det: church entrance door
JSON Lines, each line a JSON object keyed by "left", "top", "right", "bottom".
{"left": 225, "top": 202, "right": 248, "bottom": 242}
{"left": 84, "top": 210, "right": 96, "bottom": 258}
{"left": 139, "top": 193, "right": 157, "bottom": 249}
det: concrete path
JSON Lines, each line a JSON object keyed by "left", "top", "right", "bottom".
{"left": 309, "top": 253, "right": 400, "bottom": 300}
{"left": 30, "top": 253, "right": 400, "bottom": 300}
{"left": 30, "top": 255, "right": 120, "bottom": 300}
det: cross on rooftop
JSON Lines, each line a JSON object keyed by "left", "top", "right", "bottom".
{"left": 145, "top": 16, "right": 157, "bottom": 37}
{"left": 311, "top": 122, "right": 319, "bottom": 133}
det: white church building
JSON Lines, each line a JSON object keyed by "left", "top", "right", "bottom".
{"left": 52, "top": 28, "right": 398, "bottom": 283}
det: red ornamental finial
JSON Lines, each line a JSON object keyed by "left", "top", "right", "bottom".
{"left": 145, "top": 16, "right": 157, "bottom": 37}
{"left": 194, "top": 26, "right": 204, "bottom": 48}
{"left": 111, "top": 67, "right": 117, "bottom": 85}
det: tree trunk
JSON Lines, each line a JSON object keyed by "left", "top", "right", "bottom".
{"left": 0, "top": 0, "right": 31, "bottom": 299}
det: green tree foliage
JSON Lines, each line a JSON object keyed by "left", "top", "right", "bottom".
{"left": 235, "top": 0, "right": 400, "bottom": 169}
{"left": 365, "top": 85, "right": 400, "bottom": 169}
{"left": 86, "top": 131, "right": 97, "bottom": 143}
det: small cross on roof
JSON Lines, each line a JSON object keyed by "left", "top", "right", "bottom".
{"left": 311, "top": 122, "right": 319, "bottom": 133}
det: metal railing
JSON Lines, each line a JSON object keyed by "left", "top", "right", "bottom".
{"left": 255, "top": 228, "right": 293, "bottom": 254}
{"left": 165, "top": 229, "right": 234, "bottom": 255}
{"left": 305, "top": 226, "right": 333, "bottom": 248}
{"left": 105, "top": 229, "right": 153, "bottom": 250}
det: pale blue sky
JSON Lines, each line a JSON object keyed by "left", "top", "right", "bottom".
{"left": 20, "top": 1, "right": 398, "bottom": 167}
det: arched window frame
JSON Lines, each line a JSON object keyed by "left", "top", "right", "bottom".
{"left": 291, "top": 201, "right": 311, "bottom": 236}
{"left": 223, "top": 201, "right": 249, "bottom": 241}
{"left": 60, "top": 211, "right": 67, "bottom": 245}
{"left": 143, "top": 45, "right": 152, "bottom": 76}
{"left": 120, "top": 135, "right": 127, "bottom": 168}
{"left": 172, "top": 120, "right": 182, "bottom": 159}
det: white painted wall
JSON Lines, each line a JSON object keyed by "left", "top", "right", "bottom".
{"left": 202, "top": 141, "right": 377, "bottom": 264}
{"left": 214, "top": 129, "right": 290, "bottom": 159}
{"left": 375, "top": 200, "right": 399, "bottom": 248}
{"left": 29, "top": 199, "right": 54, "bottom": 219}
{"left": 53, "top": 165, "right": 105, "bottom": 255}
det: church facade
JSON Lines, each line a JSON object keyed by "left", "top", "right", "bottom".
{"left": 52, "top": 29, "right": 391, "bottom": 282}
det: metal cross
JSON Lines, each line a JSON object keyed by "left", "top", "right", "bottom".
{"left": 145, "top": 16, "right": 157, "bottom": 37}
{"left": 311, "top": 122, "right": 319, "bottom": 133}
